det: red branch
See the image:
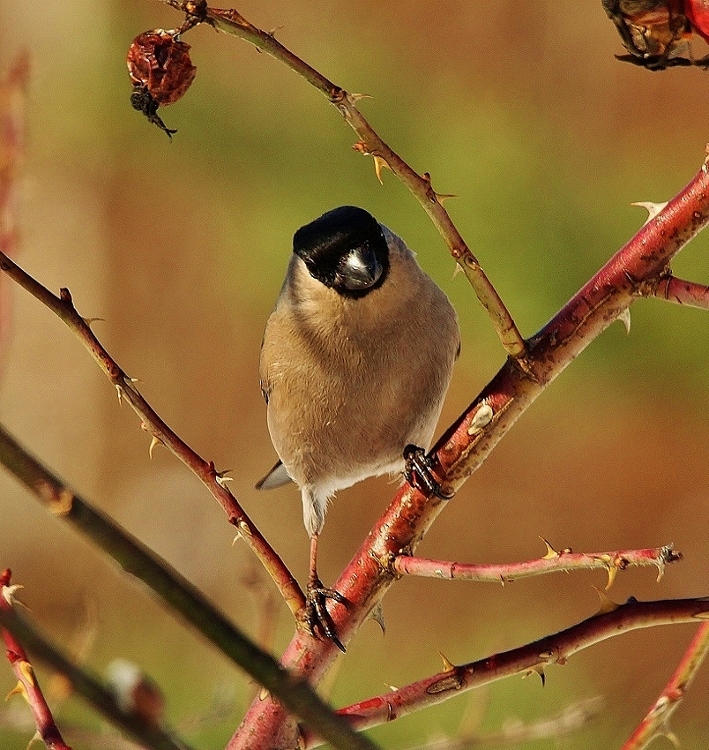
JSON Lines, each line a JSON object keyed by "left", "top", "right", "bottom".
{"left": 301, "top": 597, "right": 709, "bottom": 746}
{"left": 621, "top": 621, "right": 709, "bottom": 749}
{"left": 393, "top": 544, "right": 681, "bottom": 584}
{"left": 0, "top": 569, "right": 72, "bottom": 750}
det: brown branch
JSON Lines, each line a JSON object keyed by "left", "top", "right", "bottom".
{"left": 154, "top": 0, "right": 526, "bottom": 359}
{"left": 621, "top": 621, "right": 709, "bottom": 749}
{"left": 639, "top": 272, "right": 709, "bottom": 309}
{"left": 393, "top": 543, "right": 681, "bottom": 586}
{"left": 0, "top": 570, "right": 72, "bottom": 750}
{"left": 0, "top": 248, "right": 304, "bottom": 618}
{"left": 299, "top": 597, "right": 709, "bottom": 746}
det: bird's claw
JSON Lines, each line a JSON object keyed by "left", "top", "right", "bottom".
{"left": 305, "top": 579, "right": 347, "bottom": 653}
{"left": 404, "top": 444, "right": 454, "bottom": 499}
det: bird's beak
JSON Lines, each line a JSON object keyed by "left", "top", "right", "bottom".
{"left": 337, "top": 245, "right": 383, "bottom": 290}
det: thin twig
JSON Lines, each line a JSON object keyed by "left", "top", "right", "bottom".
{"left": 401, "top": 696, "right": 604, "bottom": 749}
{"left": 0, "top": 246, "right": 304, "bottom": 618}
{"left": 393, "top": 543, "right": 681, "bottom": 587}
{"left": 299, "top": 597, "right": 709, "bottom": 746}
{"left": 0, "top": 570, "right": 72, "bottom": 750}
{"left": 0, "top": 423, "right": 381, "bottom": 750}
{"left": 155, "top": 0, "right": 526, "bottom": 359}
{"left": 621, "top": 621, "right": 709, "bottom": 749}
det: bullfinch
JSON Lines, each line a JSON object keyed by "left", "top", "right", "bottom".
{"left": 257, "top": 205, "right": 459, "bottom": 649}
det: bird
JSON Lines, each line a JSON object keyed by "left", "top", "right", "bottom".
{"left": 256, "top": 205, "right": 459, "bottom": 649}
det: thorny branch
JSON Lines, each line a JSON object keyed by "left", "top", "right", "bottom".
{"left": 0, "top": 252, "right": 305, "bottom": 618}
{"left": 0, "top": 570, "right": 72, "bottom": 750}
{"left": 300, "top": 596, "right": 709, "bottom": 747}
{"left": 620, "top": 621, "right": 709, "bottom": 749}
{"left": 393, "top": 542, "right": 681, "bottom": 587}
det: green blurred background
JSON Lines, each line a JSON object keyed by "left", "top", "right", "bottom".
{"left": 1, "top": 2, "right": 708, "bottom": 748}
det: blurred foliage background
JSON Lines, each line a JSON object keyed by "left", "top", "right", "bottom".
{"left": 0, "top": 1, "right": 708, "bottom": 748}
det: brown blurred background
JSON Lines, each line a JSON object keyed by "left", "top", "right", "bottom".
{"left": 1, "top": 2, "right": 708, "bottom": 748}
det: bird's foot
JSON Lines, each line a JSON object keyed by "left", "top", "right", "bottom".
{"left": 404, "top": 444, "right": 454, "bottom": 499}
{"left": 304, "top": 578, "right": 348, "bottom": 653}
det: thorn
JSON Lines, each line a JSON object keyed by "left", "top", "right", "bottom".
{"left": 115, "top": 384, "right": 123, "bottom": 405}
{"left": 231, "top": 533, "right": 241, "bottom": 545}
{"left": 83, "top": 317, "right": 105, "bottom": 328}
{"left": 370, "top": 602, "right": 386, "bottom": 635}
{"left": 259, "top": 686, "right": 270, "bottom": 700}
{"left": 632, "top": 200, "right": 668, "bottom": 224}
{"left": 148, "top": 435, "right": 163, "bottom": 459}
{"left": 524, "top": 664, "right": 546, "bottom": 686}
{"left": 349, "top": 92, "right": 372, "bottom": 102}
{"left": 605, "top": 564, "right": 618, "bottom": 591}
{"left": 5, "top": 680, "right": 27, "bottom": 703}
{"left": 452, "top": 263, "right": 463, "bottom": 279}
{"left": 540, "top": 537, "right": 559, "bottom": 560}
{"left": 617, "top": 308, "right": 631, "bottom": 334}
{"left": 439, "top": 652, "right": 456, "bottom": 672}
{"left": 373, "top": 155, "right": 391, "bottom": 185}
{"left": 2, "top": 583, "right": 24, "bottom": 606}
{"left": 593, "top": 586, "right": 620, "bottom": 615}
{"left": 215, "top": 469, "right": 233, "bottom": 488}
{"left": 434, "top": 191, "right": 458, "bottom": 204}
{"left": 386, "top": 684, "right": 398, "bottom": 692}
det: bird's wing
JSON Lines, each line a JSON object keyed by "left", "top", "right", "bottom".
{"left": 255, "top": 460, "right": 293, "bottom": 490}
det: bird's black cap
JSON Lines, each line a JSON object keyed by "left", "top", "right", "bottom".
{"left": 293, "top": 206, "right": 390, "bottom": 296}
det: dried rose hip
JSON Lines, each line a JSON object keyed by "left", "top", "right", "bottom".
{"left": 602, "top": 0, "right": 692, "bottom": 69}
{"left": 127, "top": 29, "right": 196, "bottom": 137}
